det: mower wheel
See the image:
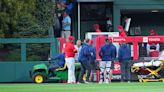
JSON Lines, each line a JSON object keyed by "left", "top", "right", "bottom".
{"left": 32, "top": 72, "right": 47, "bottom": 83}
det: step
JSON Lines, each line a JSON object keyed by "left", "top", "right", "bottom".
{"left": 49, "top": 77, "right": 61, "bottom": 80}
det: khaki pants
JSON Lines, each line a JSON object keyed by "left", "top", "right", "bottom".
{"left": 61, "top": 31, "right": 71, "bottom": 39}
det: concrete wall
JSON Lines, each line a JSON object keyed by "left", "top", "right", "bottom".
{"left": 0, "top": 62, "right": 46, "bottom": 82}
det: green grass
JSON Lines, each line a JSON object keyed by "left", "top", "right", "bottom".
{"left": 0, "top": 82, "right": 164, "bottom": 92}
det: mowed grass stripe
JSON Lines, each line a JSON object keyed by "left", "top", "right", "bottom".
{"left": 0, "top": 82, "right": 164, "bottom": 92}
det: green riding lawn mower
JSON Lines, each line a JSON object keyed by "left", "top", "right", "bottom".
{"left": 29, "top": 62, "right": 81, "bottom": 83}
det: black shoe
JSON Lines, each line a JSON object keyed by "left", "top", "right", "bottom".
{"left": 121, "top": 80, "right": 124, "bottom": 82}
{"left": 78, "top": 81, "right": 85, "bottom": 83}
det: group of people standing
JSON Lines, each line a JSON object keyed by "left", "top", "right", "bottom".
{"left": 98, "top": 37, "right": 131, "bottom": 83}
{"left": 54, "top": 0, "right": 75, "bottom": 39}
{"left": 49, "top": 25, "right": 132, "bottom": 84}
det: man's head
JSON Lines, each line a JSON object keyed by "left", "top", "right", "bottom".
{"left": 89, "top": 39, "right": 94, "bottom": 45}
{"left": 93, "top": 24, "right": 100, "bottom": 30}
{"left": 108, "top": 37, "right": 112, "bottom": 43}
{"left": 68, "top": 36, "right": 75, "bottom": 43}
{"left": 149, "top": 29, "right": 157, "bottom": 36}
{"left": 105, "top": 37, "right": 112, "bottom": 44}
{"left": 63, "top": 11, "right": 68, "bottom": 17}
{"left": 76, "top": 40, "right": 81, "bottom": 47}
{"left": 84, "top": 39, "right": 90, "bottom": 44}
{"left": 117, "top": 25, "right": 124, "bottom": 32}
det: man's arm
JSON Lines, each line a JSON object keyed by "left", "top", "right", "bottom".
{"left": 113, "top": 46, "right": 117, "bottom": 58}
{"left": 128, "top": 46, "right": 131, "bottom": 59}
{"left": 50, "top": 54, "right": 62, "bottom": 61}
{"left": 99, "top": 47, "right": 103, "bottom": 58}
{"left": 63, "top": 22, "right": 71, "bottom": 26}
{"left": 112, "top": 46, "right": 117, "bottom": 61}
{"left": 118, "top": 48, "right": 122, "bottom": 61}
{"left": 72, "top": 44, "right": 77, "bottom": 53}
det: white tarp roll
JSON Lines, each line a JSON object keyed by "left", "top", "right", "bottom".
{"left": 125, "top": 18, "right": 131, "bottom": 32}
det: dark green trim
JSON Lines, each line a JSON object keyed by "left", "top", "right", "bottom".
{"left": 0, "top": 38, "right": 57, "bottom": 43}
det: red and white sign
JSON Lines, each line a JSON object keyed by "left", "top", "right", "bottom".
{"left": 113, "top": 38, "right": 126, "bottom": 42}
{"left": 148, "top": 37, "right": 161, "bottom": 42}
{"left": 112, "top": 61, "right": 121, "bottom": 74}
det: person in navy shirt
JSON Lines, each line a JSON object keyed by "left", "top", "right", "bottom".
{"left": 89, "top": 40, "right": 96, "bottom": 68}
{"left": 78, "top": 39, "right": 92, "bottom": 83}
{"left": 118, "top": 43, "right": 131, "bottom": 82}
{"left": 99, "top": 37, "right": 116, "bottom": 83}
{"left": 48, "top": 53, "right": 65, "bottom": 67}
{"left": 48, "top": 53, "right": 65, "bottom": 76}
{"left": 88, "top": 40, "right": 97, "bottom": 82}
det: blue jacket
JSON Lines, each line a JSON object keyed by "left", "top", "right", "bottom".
{"left": 66, "top": 3, "right": 73, "bottom": 14}
{"left": 118, "top": 44, "right": 131, "bottom": 62}
{"left": 89, "top": 45, "right": 96, "bottom": 62}
{"left": 99, "top": 43, "right": 116, "bottom": 61}
{"left": 51, "top": 53, "right": 65, "bottom": 67}
{"left": 78, "top": 44, "right": 91, "bottom": 62}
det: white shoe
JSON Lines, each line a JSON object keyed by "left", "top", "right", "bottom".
{"left": 84, "top": 80, "right": 89, "bottom": 83}
{"left": 104, "top": 81, "right": 109, "bottom": 84}
{"left": 104, "top": 78, "right": 110, "bottom": 83}
{"left": 99, "top": 80, "right": 103, "bottom": 84}
{"left": 127, "top": 81, "right": 131, "bottom": 83}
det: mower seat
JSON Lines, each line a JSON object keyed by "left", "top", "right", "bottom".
{"left": 55, "top": 62, "right": 81, "bottom": 71}
{"left": 56, "top": 63, "right": 67, "bottom": 71}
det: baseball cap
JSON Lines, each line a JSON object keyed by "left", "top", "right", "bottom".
{"left": 117, "top": 25, "right": 123, "bottom": 29}
{"left": 68, "top": 36, "right": 75, "bottom": 41}
{"left": 89, "top": 40, "right": 94, "bottom": 44}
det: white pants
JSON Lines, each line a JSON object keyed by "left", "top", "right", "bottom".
{"left": 61, "top": 31, "right": 71, "bottom": 40}
{"left": 65, "top": 57, "right": 76, "bottom": 83}
{"left": 99, "top": 61, "right": 112, "bottom": 82}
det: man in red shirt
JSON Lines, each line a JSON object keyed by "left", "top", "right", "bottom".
{"left": 64, "top": 36, "right": 77, "bottom": 83}
{"left": 147, "top": 29, "right": 160, "bottom": 56}
{"left": 149, "top": 29, "right": 158, "bottom": 36}
{"left": 117, "top": 25, "right": 127, "bottom": 37}
{"left": 93, "top": 24, "right": 101, "bottom": 32}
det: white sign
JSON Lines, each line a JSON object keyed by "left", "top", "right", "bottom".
{"left": 143, "top": 37, "right": 148, "bottom": 43}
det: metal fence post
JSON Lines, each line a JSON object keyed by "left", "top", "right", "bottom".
{"left": 49, "top": 26, "right": 57, "bottom": 57}
{"left": 21, "top": 43, "right": 26, "bottom": 62}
